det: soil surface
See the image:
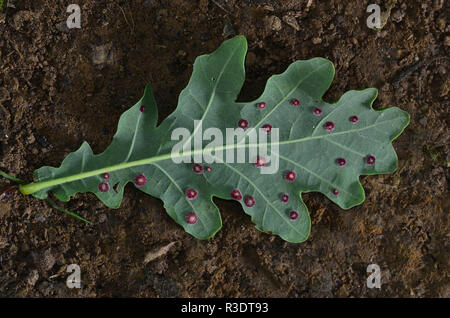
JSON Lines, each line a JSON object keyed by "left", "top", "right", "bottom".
{"left": 0, "top": 0, "right": 449, "bottom": 297}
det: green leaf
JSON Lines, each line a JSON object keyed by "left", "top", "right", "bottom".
{"left": 19, "top": 36, "right": 409, "bottom": 243}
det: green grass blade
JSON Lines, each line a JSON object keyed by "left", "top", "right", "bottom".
{"left": 46, "top": 198, "right": 93, "bottom": 225}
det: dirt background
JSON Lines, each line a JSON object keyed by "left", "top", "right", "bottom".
{"left": 0, "top": 0, "right": 448, "bottom": 297}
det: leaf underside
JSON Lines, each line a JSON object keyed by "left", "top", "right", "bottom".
{"left": 25, "top": 36, "right": 409, "bottom": 243}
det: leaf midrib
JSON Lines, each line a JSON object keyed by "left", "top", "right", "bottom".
{"left": 19, "top": 116, "right": 402, "bottom": 195}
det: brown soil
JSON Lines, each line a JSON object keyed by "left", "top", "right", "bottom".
{"left": 0, "top": 0, "right": 448, "bottom": 297}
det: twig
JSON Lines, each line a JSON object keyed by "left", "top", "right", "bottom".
{"left": 391, "top": 56, "right": 450, "bottom": 90}
{"left": 0, "top": 184, "right": 18, "bottom": 200}
{"left": 211, "top": 0, "right": 230, "bottom": 14}
{"left": 418, "top": 56, "right": 450, "bottom": 99}
{"left": 118, "top": 4, "right": 135, "bottom": 36}
{"left": 391, "top": 61, "right": 422, "bottom": 89}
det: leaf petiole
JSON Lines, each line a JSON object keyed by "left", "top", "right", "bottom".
{"left": 1, "top": 169, "right": 91, "bottom": 224}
